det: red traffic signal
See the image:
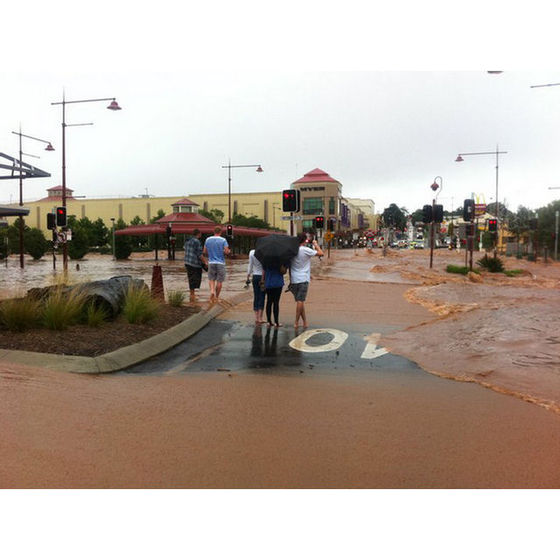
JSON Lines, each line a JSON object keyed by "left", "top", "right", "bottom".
{"left": 314, "top": 216, "right": 324, "bottom": 229}
{"left": 55, "top": 206, "right": 67, "bottom": 227}
{"left": 226, "top": 224, "right": 233, "bottom": 237}
{"left": 488, "top": 219, "right": 498, "bottom": 232}
{"left": 282, "top": 189, "right": 300, "bottom": 212}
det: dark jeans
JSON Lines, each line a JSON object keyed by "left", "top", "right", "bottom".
{"left": 265, "top": 287, "right": 282, "bottom": 325}
{"left": 252, "top": 275, "right": 265, "bottom": 311}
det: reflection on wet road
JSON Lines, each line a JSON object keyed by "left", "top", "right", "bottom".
{"left": 123, "top": 319, "right": 423, "bottom": 379}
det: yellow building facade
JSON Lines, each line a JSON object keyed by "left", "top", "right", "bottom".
{"left": 5, "top": 169, "right": 378, "bottom": 237}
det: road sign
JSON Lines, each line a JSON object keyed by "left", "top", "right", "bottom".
{"left": 57, "top": 231, "right": 66, "bottom": 244}
{"left": 281, "top": 215, "right": 303, "bottom": 220}
{"left": 475, "top": 203, "right": 486, "bottom": 217}
{"left": 324, "top": 232, "right": 334, "bottom": 242}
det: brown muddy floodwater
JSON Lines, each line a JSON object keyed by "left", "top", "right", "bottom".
{"left": 2, "top": 247, "right": 560, "bottom": 415}
{"left": 0, "top": 251, "right": 251, "bottom": 303}
{"left": 328, "top": 248, "right": 560, "bottom": 414}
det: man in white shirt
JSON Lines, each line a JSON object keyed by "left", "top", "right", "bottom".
{"left": 289, "top": 233, "right": 324, "bottom": 328}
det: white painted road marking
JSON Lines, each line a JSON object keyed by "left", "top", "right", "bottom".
{"left": 289, "top": 328, "right": 349, "bottom": 353}
{"left": 361, "top": 333, "right": 388, "bottom": 360}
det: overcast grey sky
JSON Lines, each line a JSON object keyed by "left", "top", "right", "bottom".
{"left": 2, "top": 2, "right": 559, "bottom": 217}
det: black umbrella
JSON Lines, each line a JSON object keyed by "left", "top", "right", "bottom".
{"left": 254, "top": 234, "right": 299, "bottom": 268}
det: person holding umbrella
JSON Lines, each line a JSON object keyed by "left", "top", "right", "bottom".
{"left": 254, "top": 234, "right": 299, "bottom": 328}
{"left": 263, "top": 263, "right": 286, "bottom": 328}
{"left": 289, "top": 232, "right": 324, "bottom": 328}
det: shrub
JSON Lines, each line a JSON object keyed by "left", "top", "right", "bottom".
{"left": 477, "top": 254, "right": 505, "bottom": 273}
{"left": 122, "top": 285, "right": 159, "bottom": 324}
{"left": 42, "top": 286, "right": 88, "bottom": 330}
{"left": 85, "top": 301, "right": 109, "bottom": 327}
{"left": 67, "top": 227, "right": 90, "bottom": 260}
{"left": 0, "top": 297, "right": 41, "bottom": 331}
{"left": 446, "top": 264, "right": 470, "bottom": 275}
{"left": 25, "top": 228, "right": 48, "bottom": 260}
{"left": 504, "top": 269, "right": 524, "bottom": 277}
{"left": 167, "top": 290, "right": 186, "bottom": 307}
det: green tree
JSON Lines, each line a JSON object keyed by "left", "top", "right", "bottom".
{"left": 24, "top": 227, "right": 48, "bottom": 260}
{"left": 150, "top": 209, "right": 166, "bottom": 224}
{"left": 91, "top": 217, "right": 109, "bottom": 247}
{"left": 199, "top": 208, "right": 224, "bottom": 223}
{"left": 130, "top": 215, "right": 145, "bottom": 226}
{"left": 68, "top": 225, "right": 90, "bottom": 259}
{"left": 231, "top": 213, "right": 270, "bottom": 229}
{"left": 115, "top": 218, "right": 133, "bottom": 259}
{"left": 382, "top": 204, "right": 407, "bottom": 231}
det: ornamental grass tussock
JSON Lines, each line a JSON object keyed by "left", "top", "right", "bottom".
{"left": 122, "top": 284, "right": 160, "bottom": 324}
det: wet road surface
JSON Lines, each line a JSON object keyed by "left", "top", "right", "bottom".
{"left": 123, "top": 319, "right": 424, "bottom": 379}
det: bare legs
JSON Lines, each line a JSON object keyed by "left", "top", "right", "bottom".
{"left": 294, "top": 301, "right": 307, "bottom": 328}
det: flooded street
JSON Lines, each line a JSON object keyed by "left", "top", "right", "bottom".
{"left": 2, "top": 246, "right": 560, "bottom": 412}
{"left": 327, "top": 248, "right": 560, "bottom": 413}
{"left": 0, "top": 251, "right": 251, "bottom": 304}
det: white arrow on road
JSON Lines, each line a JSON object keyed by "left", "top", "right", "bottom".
{"left": 361, "top": 333, "right": 388, "bottom": 360}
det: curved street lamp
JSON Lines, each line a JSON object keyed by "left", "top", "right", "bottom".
{"left": 455, "top": 146, "right": 507, "bottom": 257}
{"left": 221, "top": 161, "right": 263, "bottom": 224}
{"left": 11, "top": 128, "right": 55, "bottom": 269}
{"left": 429, "top": 176, "right": 443, "bottom": 269}
{"left": 51, "top": 94, "right": 122, "bottom": 271}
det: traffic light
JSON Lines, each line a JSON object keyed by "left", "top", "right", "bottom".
{"left": 422, "top": 205, "right": 433, "bottom": 224}
{"left": 282, "top": 189, "right": 300, "bottom": 212}
{"left": 488, "top": 218, "right": 498, "bottom": 232}
{"left": 55, "top": 206, "right": 67, "bottom": 227}
{"left": 166, "top": 224, "right": 172, "bottom": 238}
{"left": 433, "top": 204, "right": 443, "bottom": 223}
{"left": 463, "top": 199, "right": 474, "bottom": 222}
{"left": 327, "top": 218, "right": 334, "bottom": 231}
{"left": 314, "top": 216, "right": 324, "bottom": 229}
{"left": 226, "top": 224, "right": 233, "bottom": 237}
{"left": 47, "top": 212, "right": 56, "bottom": 230}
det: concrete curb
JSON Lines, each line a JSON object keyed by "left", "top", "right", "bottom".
{"left": 1, "top": 291, "right": 251, "bottom": 374}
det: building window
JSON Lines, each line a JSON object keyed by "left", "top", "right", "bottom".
{"left": 303, "top": 197, "right": 323, "bottom": 215}
{"left": 329, "top": 197, "right": 335, "bottom": 214}
{"left": 302, "top": 219, "right": 314, "bottom": 230}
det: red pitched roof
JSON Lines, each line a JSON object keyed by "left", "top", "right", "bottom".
{"left": 293, "top": 168, "right": 340, "bottom": 184}
{"left": 172, "top": 198, "right": 199, "bottom": 206}
{"left": 155, "top": 212, "right": 214, "bottom": 224}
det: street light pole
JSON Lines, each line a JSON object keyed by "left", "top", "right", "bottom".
{"left": 455, "top": 146, "right": 507, "bottom": 257}
{"left": 11, "top": 128, "right": 55, "bottom": 269}
{"left": 429, "top": 177, "right": 443, "bottom": 269}
{"left": 51, "top": 94, "right": 122, "bottom": 272}
{"left": 221, "top": 161, "right": 263, "bottom": 223}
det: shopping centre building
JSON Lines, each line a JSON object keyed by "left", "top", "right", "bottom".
{"left": 3, "top": 168, "right": 378, "bottom": 236}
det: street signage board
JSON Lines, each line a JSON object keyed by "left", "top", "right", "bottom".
{"left": 475, "top": 203, "right": 486, "bottom": 217}
{"left": 281, "top": 216, "right": 303, "bottom": 220}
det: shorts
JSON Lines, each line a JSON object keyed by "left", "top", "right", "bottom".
{"left": 185, "top": 264, "right": 202, "bottom": 290}
{"left": 291, "top": 281, "right": 309, "bottom": 302}
{"left": 208, "top": 263, "right": 226, "bottom": 282}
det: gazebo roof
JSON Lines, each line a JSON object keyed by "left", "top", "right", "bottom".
{"left": 172, "top": 198, "right": 199, "bottom": 206}
{"left": 156, "top": 212, "right": 213, "bottom": 225}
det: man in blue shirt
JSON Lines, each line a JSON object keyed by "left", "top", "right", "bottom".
{"left": 203, "top": 225, "right": 230, "bottom": 302}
